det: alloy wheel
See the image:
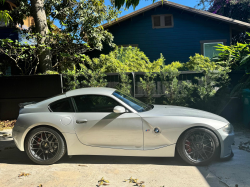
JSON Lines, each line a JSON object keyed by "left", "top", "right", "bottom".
{"left": 184, "top": 131, "right": 215, "bottom": 163}
{"left": 29, "top": 131, "right": 59, "bottom": 161}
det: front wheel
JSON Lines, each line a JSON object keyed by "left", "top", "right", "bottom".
{"left": 177, "top": 128, "right": 220, "bottom": 165}
{"left": 25, "top": 127, "right": 66, "bottom": 165}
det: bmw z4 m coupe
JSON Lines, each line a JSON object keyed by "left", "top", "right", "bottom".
{"left": 12, "top": 87, "right": 234, "bottom": 165}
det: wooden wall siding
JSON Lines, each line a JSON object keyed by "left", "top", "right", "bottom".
{"left": 101, "top": 6, "right": 231, "bottom": 65}
{"left": 0, "top": 28, "right": 19, "bottom": 40}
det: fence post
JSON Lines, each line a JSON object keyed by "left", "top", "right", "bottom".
{"left": 60, "top": 74, "right": 64, "bottom": 93}
{"left": 131, "top": 72, "right": 135, "bottom": 97}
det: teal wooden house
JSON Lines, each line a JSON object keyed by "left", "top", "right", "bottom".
{"left": 89, "top": 1, "right": 250, "bottom": 64}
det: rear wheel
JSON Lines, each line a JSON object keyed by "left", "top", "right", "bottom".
{"left": 177, "top": 128, "right": 220, "bottom": 165}
{"left": 25, "top": 127, "right": 66, "bottom": 165}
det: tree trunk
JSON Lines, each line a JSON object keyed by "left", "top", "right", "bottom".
{"left": 31, "top": 0, "right": 52, "bottom": 73}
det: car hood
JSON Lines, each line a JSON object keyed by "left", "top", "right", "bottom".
{"left": 141, "top": 105, "right": 228, "bottom": 123}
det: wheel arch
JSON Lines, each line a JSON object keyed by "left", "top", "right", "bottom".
{"left": 24, "top": 125, "right": 68, "bottom": 154}
{"left": 174, "top": 125, "right": 222, "bottom": 158}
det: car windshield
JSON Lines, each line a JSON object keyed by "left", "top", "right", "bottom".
{"left": 112, "top": 90, "right": 153, "bottom": 112}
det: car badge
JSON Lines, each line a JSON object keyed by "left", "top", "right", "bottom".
{"left": 154, "top": 127, "right": 160, "bottom": 133}
{"left": 145, "top": 129, "right": 150, "bottom": 132}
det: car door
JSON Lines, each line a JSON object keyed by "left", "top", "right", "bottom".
{"left": 72, "top": 94, "right": 143, "bottom": 150}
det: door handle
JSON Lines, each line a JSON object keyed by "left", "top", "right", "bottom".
{"left": 76, "top": 119, "right": 88, "bottom": 124}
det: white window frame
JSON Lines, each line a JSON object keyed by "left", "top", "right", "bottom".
{"left": 152, "top": 14, "right": 174, "bottom": 29}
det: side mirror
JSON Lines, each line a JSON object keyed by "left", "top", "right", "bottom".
{"left": 113, "top": 106, "right": 126, "bottom": 114}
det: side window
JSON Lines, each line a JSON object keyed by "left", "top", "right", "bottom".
{"left": 49, "top": 98, "right": 74, "bottom": 112}
{"left": 73, "top": 95, "right": 121, "bottom": 112}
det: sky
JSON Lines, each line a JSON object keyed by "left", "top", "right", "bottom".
{"left": 54, "top": 0, "right": 199, "bottom": 28}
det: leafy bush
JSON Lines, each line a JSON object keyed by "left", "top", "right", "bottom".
{"left": 214, "top": 41, "right": 250, "bottom": 71}
{"left": 79, "top": 56, "right": 108, "bottom": 88}
{"left": 60, "top": 46, "right": 231, "bottom": 115}
{"left": 158, "top": 61, "right": 194, "bottom": 106}
{"left": 0, "top": 38, "right": 47, "bottom": 75}
{"left": 186, "top": 54, "right": 231, "bottom": 101}
{"left": 63, "top": 47, "right": 165, "bottom": 92}
{"left": 186, "top": 54, "right": 217, "bottom": 72}
{"left": 116, "top": 72, "right": 132, "bottom": 95}
{"left": 63, "top": 56, "right": 108, "bottom": 91}
{"left": 212, "top": 37, "right": 250, "bottom": 98}
{"left": 138, "top": 54, "right": 230, "bottom": 110}
{"left": 91, "top": 46, "right": 165, "bottom": 72}
{"left": 63, "top": 65, "right": 81, "bottom": 91}
{"left": 140, "top": 72, "right": 157, "bottom": 104}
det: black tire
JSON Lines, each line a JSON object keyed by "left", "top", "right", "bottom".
{"left": 177, "top": 128, "right": 220, "bottom": 166}
{"left": 25, "top": 127, "right": 66, "bottom": 165}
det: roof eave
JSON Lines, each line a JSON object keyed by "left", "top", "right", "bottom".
{"left": 103, "top": 1, "right": 250, "bottom": 29}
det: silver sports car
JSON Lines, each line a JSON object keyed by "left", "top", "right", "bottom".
{"left": 12, "top": 87, "right": 234, "bottom": 165}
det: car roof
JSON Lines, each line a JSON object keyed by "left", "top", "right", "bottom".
{"left": 26, "top": 87, "right": 116, "bottom": 109}
{"left": 65, "top": 87, "right": 116, "bottom": 97}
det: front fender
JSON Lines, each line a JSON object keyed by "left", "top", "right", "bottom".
{"left": 141, "top": 116, "right": 228, "bottom": 149}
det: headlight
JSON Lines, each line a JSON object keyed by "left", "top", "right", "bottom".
{"left": 222, "top": 123, "right": 234, "bottom": 134}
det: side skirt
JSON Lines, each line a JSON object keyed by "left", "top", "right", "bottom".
{"left": 63, "top": 133, "right": 176, "bottom": 157}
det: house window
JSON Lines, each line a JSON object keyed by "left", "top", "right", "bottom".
{"left": 203, "top": 42, "right": 223, "bottom": 59}
{"left": 152, "top": 14, "right": 173, "bottom": 29}
{"left": 200, "top": 40, "right": 227, "bottom": 59}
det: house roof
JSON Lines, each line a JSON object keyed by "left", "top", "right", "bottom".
{"left": 103, "top": 1, "right": 250, "bottom": 29}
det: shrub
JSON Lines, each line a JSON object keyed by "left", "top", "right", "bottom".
{"left": 62, "top": 49, "right": 230, "bottom": 115}
{"left": 186, "top": 54, "right": 231, "bottom": 101}
{"left": 63, "top": 65, "right": 81, "bottom": 91}
{"left": 116, "top": 72, "right": 132, "bottom": 95}
{"left": 140, "top": 72, "right": 157, "bottom": 104}
{"left": 79, "top": 56, "right": 108, "bottom": 88}
{"left": 63, "top": 56, "right": 108, "bottom": 91}
{"left": 91, "top": 46, "right": 165, "bottom": 72}
{"left": 214, "top": 40, "right": 250, "bottom": 71}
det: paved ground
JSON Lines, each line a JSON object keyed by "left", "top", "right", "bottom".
{"left": 0, "top": 128, "right": 249, "bottom": 187}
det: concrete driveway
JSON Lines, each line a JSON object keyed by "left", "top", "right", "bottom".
{"left": 0, "top": 128, "right": 249, "bottom": 187}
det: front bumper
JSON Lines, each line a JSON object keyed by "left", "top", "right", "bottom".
{"left": 216, "top": 127, "right": 234, "bottom": 158}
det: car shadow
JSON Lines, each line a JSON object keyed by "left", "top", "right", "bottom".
{"left": 58, "top": 154, "right": 185, "bottom": 166}
{"left": 0, "top": 140, "right": 233, "bottom": 168}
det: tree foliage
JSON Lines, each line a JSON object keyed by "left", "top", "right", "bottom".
{"left": 214, "top": 41, "right": 250, "bottom": 71}
{"left": 3, "top": 0, "right": 120, "bottom": 73}
{"left": 0, "top": 0, "right": 15, "bottom": 25}
{"left": 90, "top": 46, "right": 165, "bottom": 73}
{"left": 116, "top": 72, "right": 132, "bottom": 95}
{"left": 11, "top": 0, "right": 120, "bottom": 52}
{"left": 198, "top": 0, "right": 250, "bottom": 43}
{"left": 0, "top": 37, "right": 51, "bottom": 75}
{"left": 208, "top": 0, "right": 250, "bottom": 22}
{"left": 140, "top": 72, "right": 157, "bottom": 104}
